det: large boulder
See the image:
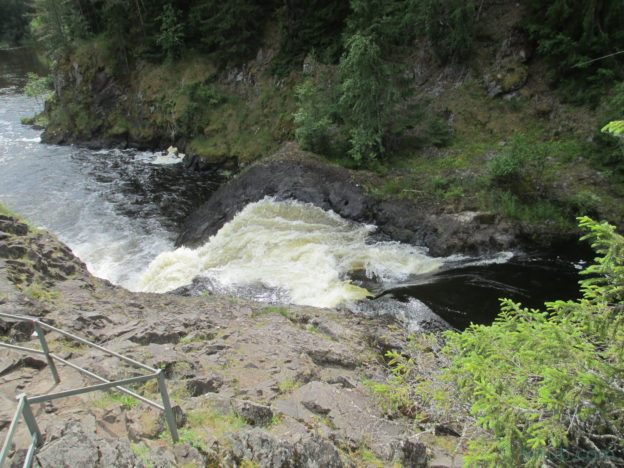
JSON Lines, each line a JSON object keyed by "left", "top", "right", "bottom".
{"left": 176, "top": 143, "right": 525, "bottom": 256}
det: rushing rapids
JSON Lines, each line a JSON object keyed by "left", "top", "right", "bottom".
{"left": 139, "top": 197, "right": 447, "bottom": 307}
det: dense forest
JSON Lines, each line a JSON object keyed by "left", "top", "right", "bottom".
{"left": 17, "top": 0, "right": 624, "bottom": 235}
{"left": 3, "top": 2, "right": 624, "bottom": 465}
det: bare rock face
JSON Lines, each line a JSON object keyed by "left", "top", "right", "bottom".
{"left": 228, "top": 428, "right": 344, "bottom": 468}
{"left": 175, "top": 143, "right": 537, "bottom": 257}
{"left": 483, "top": 26, "right": 531, "bottom": 98}
{"left": 36, "top": 420, "right": 143, "bottom": 468}
{"left": 0, "top": 217, "right": 465, "bottom": 466}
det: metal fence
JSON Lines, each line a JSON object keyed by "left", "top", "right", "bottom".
{"left": 0, "top": 312, "right": 179, "bottom": 468}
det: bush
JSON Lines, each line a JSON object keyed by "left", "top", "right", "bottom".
{"left": 441, "top": 217, "right": 624, "bottom": 467}
{"left": 487, "top": 133, "right": 548, "bottom": 185}
{"left": 338, "top": 33, "right": 401, "bottom": 162}
{"left": 293, "top": 79, "right": 334, "bottom": 155}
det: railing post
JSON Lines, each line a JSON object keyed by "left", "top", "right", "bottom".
{"left": 34, "top": 321, "right": 60, "bottom": 384}
{"left": 17, "top": 394, "right": 42, "bottom": 447}
{"left": 156, "top": 370, "right": 179, "bottom": 443}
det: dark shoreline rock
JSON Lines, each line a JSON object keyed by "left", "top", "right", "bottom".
{"left": 176, "top": 143, "right": 579, "bottom": 257}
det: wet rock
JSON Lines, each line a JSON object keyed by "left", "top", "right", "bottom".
{"left": 228, "top": 428, "right": 343, "bottom": 468}
{"left": 232, "top": 400, "right": 274, "bottom": 426}
{"left": 37, "top": 420, "right": 143, "bottom": 468}
{"left": 186, "top": 373, "right": 224, "bottom": 396}
{"left": 394, "top": 435, "right": 429, "bottom": 468}
{"left": 128, "top": 325, "right": 184, "bottom": 345}
{"left": 354, "top": 296, "right": 451, "bottom": 335}
{"left": 305, "top": 348, "right": 358, "bottom": 369}
{"left": 0, "top": 216, "right": 29, "bottom": 236}
{"left": 176, "top": 144, "right": 529, "bottom": 256}
{"left": 0, "top": 242, "right": 28, "bottom": 259}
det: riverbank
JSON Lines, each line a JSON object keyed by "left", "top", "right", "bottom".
{"left": 177, "top": 142, "right": 586, "bottom": 257}
{"left": 32, "top": 26, "right": 624, "bottom": 246}
{"left": 0, "top": 213, "right": 470, "bottom": 467}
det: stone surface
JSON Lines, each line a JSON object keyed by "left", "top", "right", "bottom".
{"left": 228, "top": 428, "right": 344, "bottom": 468}
{"left": 174, "top": 144, "right": 550, "bottom": 256}
{"left": 0, "top": 215, "right": 466, "bottom": 466}
{"left": 36, "top": 420, "right": 143, "bottom": 468}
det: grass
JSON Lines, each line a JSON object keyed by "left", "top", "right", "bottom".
{"left": 277, "top": 378, "right": 298, "bottom": 393}
{"left": 252, "top": 306, "right": 291, "bottom": 320}
{"left": 89, "top": 390, "right": 140, "bottom": 410}
{"left": 0, "top": 202, "right": 21, "bottom": 219}
{"left": 50, "top": 336, "right": 88, "bottom": 353}
{"left": 23, "top": 283, "right": 59, "bottom": 302}
{"left": 168, "top": 406, "right": 247, "bottom": 452}
{"left": 131, "top": 442, "right": 154, "bottom": 468}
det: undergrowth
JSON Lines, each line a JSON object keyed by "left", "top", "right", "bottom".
{"left": 376, "top": 217, "right": 624, "bottom": 467}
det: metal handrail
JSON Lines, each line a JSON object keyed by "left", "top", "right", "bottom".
{"left": 0, "top": 312, "right": 180, "bottom": 467}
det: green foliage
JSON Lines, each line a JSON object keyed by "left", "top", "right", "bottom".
{"left": 90, "top": 390, "right": 139, "bottom": 410}
{"left": 417, "top": 0, "right": 477, "bottom": 63}
{"left": 367, "top": 333, "right": 464, "bottom": 423}
{"left": 293, "top": 79, "right": 334, "bottom": 154}
{"left": 23, "top": 283, "right": 59, "bottom": 302}
{"left": 441, "top": 217, "right": 624, "bottom": 467}
{"left": 30, "top": 0, "right": 93, "bottom": 57}
{"left": 338, "top": 34, "right": 401, "bottom": 162}
{"left": 156, "top": 5, "right": 184, "bottom": 62}
{"left": 188, "top": 0, "right": 273, "bottom": 66}
{"left": 253, "top": 306, "right": 291, "bottom": 320}
{"left": 0, "top": 0, "right": 33, "bottom": 45}
{"left": 24, "top": 73, "right": 53, "bottom": 105}
{"left": 177, "top": 82, "right": 225, "bottom": 136}
{"left": 602, "top": 120, "right": 624, "bottom": 137}
{"left": 130, "top": 442, "right": 154, "bottom": 468}
{"left": 525, "top": 0, "right": 624, "bottom": 103}
{"left": 487, "top": 133, "right": 548, "bottom": 185}
{"left": 271, "top": 0, "right": 350, "bottom": 75}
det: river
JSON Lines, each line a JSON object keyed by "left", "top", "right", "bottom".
{"left": 0, "top": 47, "right": 583, "bottom": 329}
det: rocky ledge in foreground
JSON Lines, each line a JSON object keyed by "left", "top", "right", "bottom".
{"left": 176, "top": 143, "right": 577, "bottom": 257}
{"left": 0, "top": 215, "right": 465, "bottom": 467}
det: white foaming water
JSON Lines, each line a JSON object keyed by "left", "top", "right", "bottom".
{"left": 0, "top": 91, "right": 195, "bottom": 290}
{"left": 139, "top": 198, "right": 445, "bottom": 307}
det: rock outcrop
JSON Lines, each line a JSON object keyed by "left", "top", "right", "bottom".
{"left": 176, "top": 143, "right": 541, "bottom": 257}
{"left": 0, "top": 216, "right": 466, "bottom": 466}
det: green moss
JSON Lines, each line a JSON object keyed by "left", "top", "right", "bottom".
{"left": 253, "top": 306, "right": 291, "bottom": 320}
{"left": 23, "top": 283, "right": 59, "bottom": 302}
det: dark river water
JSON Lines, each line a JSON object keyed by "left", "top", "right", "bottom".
{"left": 0, "top": 47, "right": 585, "bottom": 329}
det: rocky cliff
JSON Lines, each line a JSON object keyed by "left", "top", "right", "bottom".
{"left": 0, "top": 214, "right": 468, "bottom": 467}
{"left": 177, "top": 143, "right": 581, "bottom": 257}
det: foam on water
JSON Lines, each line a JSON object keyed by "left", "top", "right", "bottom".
{"left": 139, "top": 198, "right": 445, "bottom": 307}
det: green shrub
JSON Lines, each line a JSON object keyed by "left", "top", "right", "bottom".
{"left": 441, "top": 217, "right": 624, "bottom": 467}
{"left": 293, "top": 79, "right": 335, "bottom": 155}
{"left": 338, "top": 33, "right": 400, "bottom": 162}
{"left": 24, "top": 72, "right": 53, "bottom": 105}
{"left": 487, "top": 134, "right": 548, "bottom": 185}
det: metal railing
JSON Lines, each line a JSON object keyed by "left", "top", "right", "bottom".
{"left": 0, "top": 312, "right": 179, "bottom": 468}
